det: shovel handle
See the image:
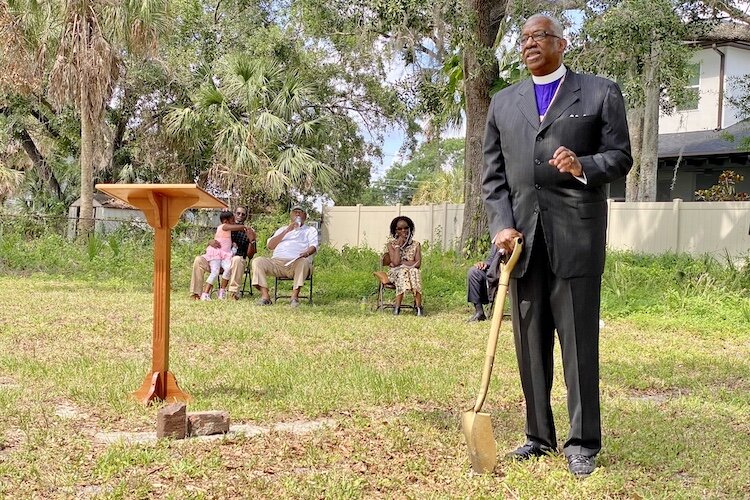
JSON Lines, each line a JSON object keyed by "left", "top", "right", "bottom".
{"left": 472, "top": 237, "right": 523, "bottom": 414}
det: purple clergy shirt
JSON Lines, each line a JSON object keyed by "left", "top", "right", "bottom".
{"left": 534, "top": 79, "right": 563, "bottom": 118}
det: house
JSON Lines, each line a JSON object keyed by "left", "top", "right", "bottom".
{"left": 67, "top": 193, "right": 144, "bottom": 238}
{"left": 609, "top": 27, "right": 750, "bottom": 201}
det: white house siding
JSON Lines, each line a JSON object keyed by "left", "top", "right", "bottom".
{"left": 723, "top": 46, "right": 750, "bottom": 128}
{"left": 659, "top": 49, "right": 723, "bottom": 133}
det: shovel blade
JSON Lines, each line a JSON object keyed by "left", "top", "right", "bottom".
{"left": 461, "top": 410, "right": 496, "bottom": 474}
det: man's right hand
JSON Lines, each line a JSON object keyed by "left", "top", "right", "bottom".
{"left": 209, "top": 239, "right": 221, "bottom": 249}
{"left": 474, "top": 261, "right": 488, "bottom": 270}
{"left": 494, "top": 228, "right": 523, "bottom": 256}
{"left": 286, "top": 221, "right": 297, "bottom": 232}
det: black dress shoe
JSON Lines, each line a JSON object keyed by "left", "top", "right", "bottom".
{"left": 468, "top": 311, "right": 487, "bottom": 322}
{"left": 415, "top": 306, "right": 424, "bottom": 316}
{"left": 506, "top": 441, "right": 556, "bottom": 461}
{"left": 567, "top": 454, "right": 595, "bottom": 478}
{"left": 392, "top": 306, "right": 400, "bottom": 315}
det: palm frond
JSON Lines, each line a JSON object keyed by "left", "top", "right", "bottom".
{"left": 0, "top": 164, "right": 24, "bottom": 198}
{"left": 195, "top": 85, "right": 225, "bottom": 108}
{"left": 253, "top": 111, "right": 288, "bottom": 143}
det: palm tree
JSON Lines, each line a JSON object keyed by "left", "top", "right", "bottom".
{"left": 47, "top": 0, "right": 168, "bottom": 237}
{"left": 165, "top": 54, "right": 337, "bottom": 200}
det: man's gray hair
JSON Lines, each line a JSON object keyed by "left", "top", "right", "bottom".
{"left": 525, "top": 14, "right": 564, "bottom": 38}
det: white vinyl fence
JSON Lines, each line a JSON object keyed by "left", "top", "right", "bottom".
{"left": 321, "top": 200, "right": 750, "bottom": 259}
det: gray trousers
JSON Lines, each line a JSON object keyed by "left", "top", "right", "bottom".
{"left": 509, "top": 223, "right": 602, "bottom": 458}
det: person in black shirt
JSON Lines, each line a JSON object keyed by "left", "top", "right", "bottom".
{"left": 190, "top": 206, "right": 257, "bottom": 300}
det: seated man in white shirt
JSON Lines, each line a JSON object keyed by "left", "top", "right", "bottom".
{"left": 252, "top": 206, "right": 318, "bottom": 307}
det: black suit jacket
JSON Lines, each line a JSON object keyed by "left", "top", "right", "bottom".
{"left": 482, "top": 69, "right": 632, "bottom": 279}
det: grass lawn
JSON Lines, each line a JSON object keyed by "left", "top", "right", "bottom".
{"left": 1, "top": 271, "right": 749, "bottom": 498}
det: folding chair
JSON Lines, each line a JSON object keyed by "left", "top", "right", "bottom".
{"left": 373, "top": 253, "right": 414, "bottom": 312}
{"left": 273, "top": 267, "right": 314, "bottom": 304}
{"left": 240, "top": 265, "right": 253, "bottom": 297}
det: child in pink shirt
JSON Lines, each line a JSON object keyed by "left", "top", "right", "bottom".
{"left": 200, "top": 211, "right": 237, "bottom": 300}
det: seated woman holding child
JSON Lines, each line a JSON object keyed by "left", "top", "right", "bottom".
{"left": 385, "top": 216, "right": 424, "bottom": 316}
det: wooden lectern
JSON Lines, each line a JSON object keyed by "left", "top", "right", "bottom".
{"left": 95, "top": 184, "right": 227, "bottom": 404}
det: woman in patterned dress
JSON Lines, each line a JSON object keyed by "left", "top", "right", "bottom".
{"left": 386, "top": 216, "right": 424, "bottom": 316}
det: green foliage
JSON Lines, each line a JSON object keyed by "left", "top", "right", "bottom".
{"left": 86, "top": 235, "right": 105, "bottom": 262}
{"left": 411, "top": 165, "right": 464, "bottom": 204}
{"left": 694, "top": 170, "right": 749, "bottom": 201}
{"left": 575, "top": 0, "right": 695, "bottom": 110}
{"left": 491, "top": 55, "right": 526, "bottom": 96}
{"left": 1, "top": 1, "right": 387, "bottom": 215}
{"left": 602, "top": 250, "right": 750, "bottom": 333}
{"left": 727, "top": 74, "right": 750, "bottom": 119}
{"left": 370, "top": 138, "right": 464, "bottom": 205}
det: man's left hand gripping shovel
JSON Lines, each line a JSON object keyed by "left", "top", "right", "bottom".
{"left": 461, "top": 237, "right": 523, "bottom": 474}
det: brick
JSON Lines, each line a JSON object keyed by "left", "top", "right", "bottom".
{"left": 156, "top": 403, "right": 187, "bottom": 439}
{"left": 187, "top": 411, "right": 230, "bottom": 436}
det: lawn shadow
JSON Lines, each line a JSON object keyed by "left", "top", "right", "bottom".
{"left": 191, "top": 382, "right": 270, "bottom": 401}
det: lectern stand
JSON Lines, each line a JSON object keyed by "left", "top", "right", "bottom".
{"left": 95, "top": 184, "right": 227, "bottom": 404}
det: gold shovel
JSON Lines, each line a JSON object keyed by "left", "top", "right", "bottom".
{"left": 462, "top": 237, "right": 522, "bottom": 474}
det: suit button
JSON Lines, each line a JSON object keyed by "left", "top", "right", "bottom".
{"left": 534, "top": 184, "right": 541, "bottom": 190}
{"left": 536, "top": 136, "right": 543, "bottom": 142}
{"left": 534, "top": 159, "right": 541, "bottom": 165}
{"left": 533, "top": 208, "right": 539, "bottom": 214}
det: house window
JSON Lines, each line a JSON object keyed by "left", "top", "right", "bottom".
{"left": 676, "top": 63, "right": 700, "bottom": 111}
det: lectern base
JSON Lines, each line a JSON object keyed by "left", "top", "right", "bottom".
{"left": 133, "top": 370, "right": 191, "bottom": 405}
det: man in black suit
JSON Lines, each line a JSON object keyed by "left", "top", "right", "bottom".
{"left": 466, "top": 245, "right": 499, "bottom": 322}
{"left": 482, "top": 14, "right": 632, "bottom": 477}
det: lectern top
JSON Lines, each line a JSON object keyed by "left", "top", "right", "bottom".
{"left": 95, "top": 183, "right": 227, "bottom": 210}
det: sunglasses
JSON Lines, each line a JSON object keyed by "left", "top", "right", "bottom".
{"left": 235, "top": 211, "right": 247, "bottom": 216}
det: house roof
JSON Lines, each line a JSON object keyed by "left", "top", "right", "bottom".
{"left": 658, "top": 120, "right": 750, "bottom": 158}
{"left": 70, "top": 193, "right": 137, "bottom": 209}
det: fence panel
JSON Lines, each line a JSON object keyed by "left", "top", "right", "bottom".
{"left": 322, "top": 201, "right": 750, "bottom": 258}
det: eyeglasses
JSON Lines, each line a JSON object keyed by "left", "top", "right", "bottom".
{"left": 519, "top": 30, "right": 561, "bottom": 47}
{"left": 235, "top": 211, "right": 246, "bottom": 216}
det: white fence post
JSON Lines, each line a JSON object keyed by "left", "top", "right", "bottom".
{"left": 356, "top": 203, "right": 362, "bottom": 247}
{"left": 672, "top": 198, "right": 682, "bottom": 253}
{"left": 443, "top": 201, "right": 449, "bottom": 249}
{"left": 606, "top": 198, "right": 613, "bottom": 245}
{"left": 429, "top": 203, "right": 435, "bottom": 246}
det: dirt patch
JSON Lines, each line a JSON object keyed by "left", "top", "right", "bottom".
{"left": 55, "top": 401, "right": 89, "bottom": 420}
{"left": 0, "top": 376, "right": 19, "bottom": 389}
{"left": 94, "top": 417, "right": 338, "bottom": 446}
{"left": 627, "top": 388, "right": 689, "bottom": 404}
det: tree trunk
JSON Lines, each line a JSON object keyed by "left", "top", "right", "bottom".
{"left": 625, "top": 106, "right": 643, "bottom": 201}
{"left": 78, "top": 107, "right": 96, "bottom": 238}
{"left": 17, "top": 128, "right": 63, "bottom": 200}
{"left": 460, "top": 0, "right": 502, "bottom": 256}
{"left": 638, "top": 42, "right": 660, "bottom": 202}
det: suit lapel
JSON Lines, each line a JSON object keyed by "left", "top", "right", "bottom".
{"left": 517, "top": 80, "right": 540, "bottom": 131}
{"left": 539, "top": 70, "right": 581, "bottom": 134}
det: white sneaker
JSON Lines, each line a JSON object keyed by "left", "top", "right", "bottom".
{"left": 200, "top": 292, "right": 211, "bottom": 301}
{"left": 218, "top": 288, "right": 226, "bottom": 300}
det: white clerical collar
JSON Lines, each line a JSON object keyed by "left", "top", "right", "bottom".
{"left": 531, "top": 64, "right": 567, "bottom": 85}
